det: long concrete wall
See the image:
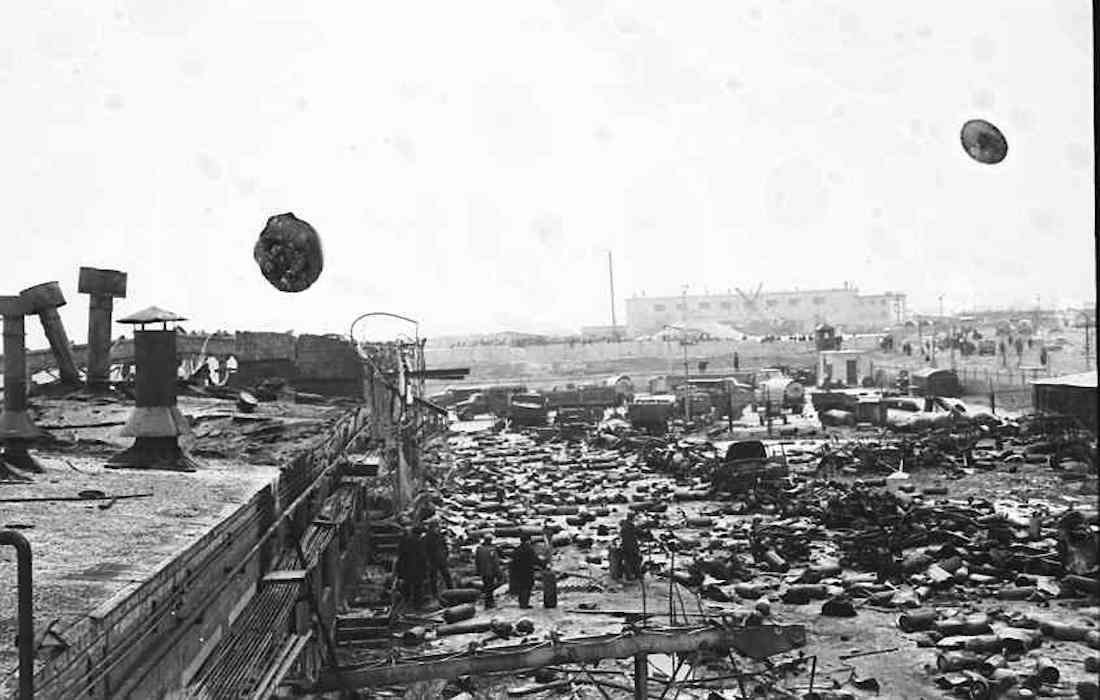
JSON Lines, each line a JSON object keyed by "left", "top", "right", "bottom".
{"left": 425, "top": 337, "right": 881, "bottom": 375}
{"left": 30, "top": 405, "right": 375, "bottom": 699}
{"left": 426, "top": 339, "right": 753, "bottom": 366}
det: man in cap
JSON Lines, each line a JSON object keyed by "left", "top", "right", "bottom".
{"left": 511, "top": 534, "right": 539, "bottom": 609}
{"left": 423, "top": 520, "right": 452, "bottom": 598}
{"left": 395, "top": 524, "right": 428, "bottom": 607}
{"left": 475, "top": 535, "right": 503, "bottom": 609}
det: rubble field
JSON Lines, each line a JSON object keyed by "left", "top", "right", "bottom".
{"left": 342, "top": 415, "right": 1098, "bottom": 699}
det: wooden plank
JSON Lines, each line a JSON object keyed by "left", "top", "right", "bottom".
{"left": 261, "top": 570, "right": 307, "bottom": 586}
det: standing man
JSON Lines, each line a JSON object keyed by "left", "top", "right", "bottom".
{"left": 619, "top": 514, "right": 642, "bottom": 582}
{"left": 511, "top": 535, "right": 538, "bottom": 608}
{"left": 475, "top": 535, "right": 503, "bottom": 609}
{"left": 395, "top": 525, "right": 427, "bottom": 608}
{"left": 733, "top": 351, "right": 740, "bottom": 371}
{"left": 423, "top": 520, "right": 452, "bottom": 598}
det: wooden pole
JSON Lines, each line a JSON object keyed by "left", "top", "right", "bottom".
{"left": 313, "top": 624, "right": 805, "bottom": 691}
{"left": 633, "top": 653, "right": 648, "bottom": 700}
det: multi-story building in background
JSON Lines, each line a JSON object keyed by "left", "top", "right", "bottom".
{"left": 625, "top": 284, "right": 906, "bottom": 336}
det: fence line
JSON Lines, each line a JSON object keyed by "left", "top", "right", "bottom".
{"left": 869, "top": 361, "right": 1038, "bottom": 411}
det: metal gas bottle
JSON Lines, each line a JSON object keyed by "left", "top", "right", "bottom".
{"left": 542, "top": 569, "right": 558, "bottom": 608}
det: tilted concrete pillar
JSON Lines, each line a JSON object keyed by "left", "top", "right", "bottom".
{"left": 78, "top": 267, "right": 127, "bottom": 389}
{"left": 20, "top": 281, "right": 80, "bottom": 386}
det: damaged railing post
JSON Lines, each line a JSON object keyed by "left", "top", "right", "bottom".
{"left": 1, "top": 529, "right": 34, "bottom": 700}
{"left": 78, "top": 266, "right": 127, "bottom": 390}
{"left": 20, "top": 281, "right": 80, "bottom": 386}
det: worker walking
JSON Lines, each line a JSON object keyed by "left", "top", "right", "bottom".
{"left": 475, "top": 535, "right": 503, "bottom": 609}
{"left": 511, "top": 534, "right": 538, "bottom": 609}
{"left": 423, "top": 520, "right": 452, "bottom": 597}
{"left": 394, "top": 525, "right": 427, "bottom": 608}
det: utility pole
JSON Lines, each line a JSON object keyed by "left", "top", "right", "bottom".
{"left": 607, "top": 251, "right": 618, "bottom": 341}
{"left": 917, "top": 315, "right": 924, "bottom": 363}
{"left": 681, "top": 285, "right": 690, "bottom": 422}
{"left": 1080, "top": 310, "right": 1093, "bottom": 368}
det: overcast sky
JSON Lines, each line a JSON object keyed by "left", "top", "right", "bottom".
{"left": 1, "top": 1, "right": 1093, "bottom": 346}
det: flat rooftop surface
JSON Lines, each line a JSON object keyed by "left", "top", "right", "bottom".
{"left": 0, "top": 391, "right": 344, "bottom": 683}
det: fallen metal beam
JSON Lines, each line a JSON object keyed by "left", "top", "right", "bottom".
{"left": 313, "top": 624, "right": 806, "bottom": 691}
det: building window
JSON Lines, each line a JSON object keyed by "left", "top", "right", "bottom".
{"left": 675, "top": 303, "right": 685, "bottom": 311}
{"left": 765, "top": 299, "right": 779, "bottom": 308}
{"left": 789, "top": 298, "right": 799, "bottom": 306}
{"left": 699, "top": 302, "right": 710, "bottom": 310}
{"left": 654, "top": 304, "right": 666, "bottom": 312}
{"left": 880, "top": 299, "right": 887, "bottom": 305}
{"left": 720, "top": 301, "right": 732, "bottom": 310}
{"left": 813, "top": 296, "right": 825, "bottom": 305}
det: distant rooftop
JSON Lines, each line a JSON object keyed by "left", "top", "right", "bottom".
{"left": 1030, "top": 371, "right": 1097, "bottom": 388}
{"left": 628, "top": 287, "right": 904, "bottom": 300}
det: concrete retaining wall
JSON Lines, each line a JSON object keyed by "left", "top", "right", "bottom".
{"left": 32, "top": 405, "right": 375, "bottom": 699}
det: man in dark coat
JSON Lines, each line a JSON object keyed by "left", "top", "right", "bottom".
{"left": 619, "top": 515, "right": 642, "bottom": 581}
{"left": 395, "top": 525, "right": 427, "bottom": 607}
{"left": 511, "top": 535, "right": 538, "bottom": 608}
{"left": 423, "top": 520, "right": 452, "bottom": 597}
{"left": 475, "top": 535, "right": 503, "bottom": 609}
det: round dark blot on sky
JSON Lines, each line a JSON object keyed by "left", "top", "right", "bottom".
{"left": 253, "top": 212, "right": 324, "bottom": 292}
{"left": 960, "top": 119, "right": 1008, "bottom": 164}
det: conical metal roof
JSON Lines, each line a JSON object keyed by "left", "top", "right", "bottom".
{"left": 117, "top": 306, "right": 188, "bottom": 324}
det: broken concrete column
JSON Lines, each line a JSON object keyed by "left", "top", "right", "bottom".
{"left": 107, "top": 306, "right": 198, "bottom": 472}
{"left": 78, "top": 267, "right": 127, "bottom": 389}
{"left": 20, "top": 281, "right": 80, "bottom": 386}
{"left": 0, "top": 296, "right": 43, "bottom": 476}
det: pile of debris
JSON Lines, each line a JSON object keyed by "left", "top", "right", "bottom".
{"left": 337, "top": 413, "right": 1097, "bottom": 697}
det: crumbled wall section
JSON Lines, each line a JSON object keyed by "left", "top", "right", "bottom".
{"left": 235, "top": 331, "right": 296, "bottom": 361}
{"left": 229, "top": 331, "right": 363, "bottom": 397}
{"left": 293, "top": 334, "right": 364, "bottom": 397}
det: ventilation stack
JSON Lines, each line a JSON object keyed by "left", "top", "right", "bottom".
{"left": 20, "top": 281, "right": 80, "bottom": 386}
{"left": 107, "top": 306, "right": 198, "bottom": 472}
{"left": 0, "top": 296, "right": 43, "bottom": 477}
{"left": 78, "top": 267, "right": 127, "bottom": 390}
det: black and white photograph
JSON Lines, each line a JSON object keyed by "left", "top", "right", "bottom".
{"left": 0, "top": 2, "right": 1096, "bottom": 698}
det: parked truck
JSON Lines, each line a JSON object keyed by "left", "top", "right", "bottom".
{"left": 627, "top": 394, "right": 677, "bottom": 435}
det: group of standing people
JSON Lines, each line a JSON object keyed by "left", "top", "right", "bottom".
{"left": 394, "top": 520, "right": 452, "bottom": 608}
{"left": 395, "top": 521, "right": 548, "bottom": 611}
{"left": 474, "top": 534, "right": 541, "bottom": 609}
